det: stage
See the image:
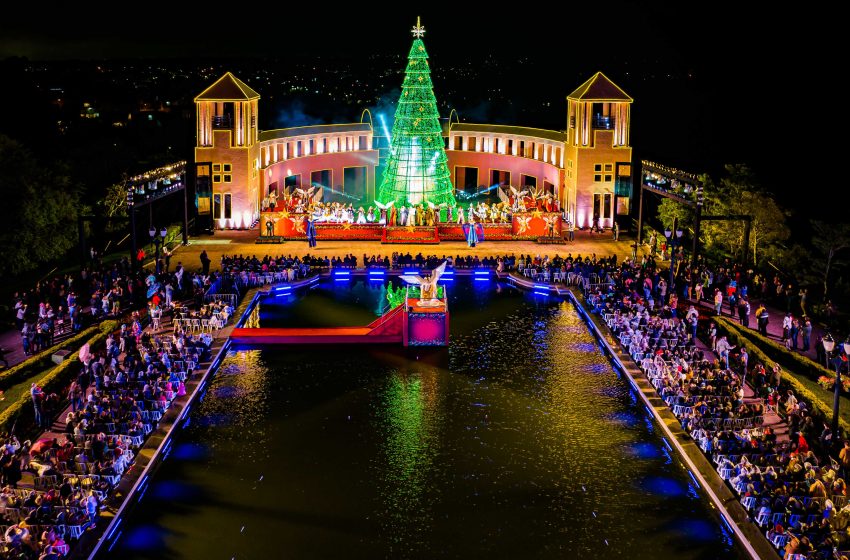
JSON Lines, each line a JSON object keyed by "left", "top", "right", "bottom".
{"left": 259, "top": 211, "right": 562, "bottom": 243}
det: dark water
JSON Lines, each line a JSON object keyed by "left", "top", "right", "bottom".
{"left": 108, "top": 279, "right": 745, "bottom": 559}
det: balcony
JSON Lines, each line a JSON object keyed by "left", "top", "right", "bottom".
{"left": 212, "top": 116, "right": 233, "bottom": 130}
{"left": 592, "top": 115, "right": 615, "bottom": 130}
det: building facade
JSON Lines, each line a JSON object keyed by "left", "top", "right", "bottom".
{"left": 194, "top": 71, "right": 632, "bottom": 230}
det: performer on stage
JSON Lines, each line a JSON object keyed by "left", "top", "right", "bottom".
{"left": 268, "top": 189, "right": 278, "bottom": 211}
{"left": 456, "top": 205, "right": 465, "bottom": 224}
{"left": 356, "top": 207, "right": 367, "bottom": 224}
{"left": 447, "top": 205, "right": 454, "bottom": 223}
{"left": 462, "top": 215, "right": 485, "bottom": 248}
{"left": 367, "top": 207, "right": 376, "bottom": 223}
{"left": 306, "top": 217, "right": 317, "bottom": 248}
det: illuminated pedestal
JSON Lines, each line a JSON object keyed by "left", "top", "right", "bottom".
{"left": 403, "top": 298, "right": 449, "bottom": 346}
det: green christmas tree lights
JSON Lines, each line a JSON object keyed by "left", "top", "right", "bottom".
{"left": 376, "top": 18, "right": 456, "bottom": 208}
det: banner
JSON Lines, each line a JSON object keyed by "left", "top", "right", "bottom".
{"left": 512, "top": 212, "right": 562, "bottom": 239}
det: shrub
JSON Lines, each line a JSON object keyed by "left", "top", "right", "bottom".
{"left": 0, "top": 320, "right": 119, "bottom": 436}
{"left": 717, "top": 317, "right": 840, "bottom": 381}
{"left": 0, "top": 325, "right": 99, "bottom": 389}
{"left": 715, "top": 319, "right": 850, "bottom": 438}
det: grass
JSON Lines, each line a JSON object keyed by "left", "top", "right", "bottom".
{"left": 0, "top": 367, "right": 46, "bottom": 415}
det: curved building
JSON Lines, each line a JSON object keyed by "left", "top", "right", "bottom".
{"left": 193, "top": 70, "right": 632, "bottom": 232}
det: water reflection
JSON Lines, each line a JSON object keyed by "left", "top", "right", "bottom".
{"left": 110, "top": 280, "right": 746, "bottom": 560}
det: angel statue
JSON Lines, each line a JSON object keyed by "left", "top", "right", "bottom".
{"left": 509, "top": 186, "right": 528, "bottom": 210}
{"left": 295, "top": 186, "right": 318, "bottom": 201}
{"left": 401, "top": 261, "right": 447, "bottom": 307}
{"left": 375, "top": 200, "right": 394, "bottom": 225}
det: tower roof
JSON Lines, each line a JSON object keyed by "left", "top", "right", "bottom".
{"left": 195, "top": 72, "right": 260, "bottom": 102}
{"left": 568, "top": 72, "right": 632, "bottom": 102}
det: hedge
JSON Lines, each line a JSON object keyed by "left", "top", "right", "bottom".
{"left": 0, "top": 320, "right": 119, "bottom": 436}
{"left": 715, "top": 319, "right": 850, "bottom": 438}
{"left": 716, "top": 316, "right": 839, "bottom": 382}
{"left": 0, "top": 324, "right": 100, "bottom": 389}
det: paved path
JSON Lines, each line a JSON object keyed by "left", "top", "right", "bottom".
{"left": 691, "top": 293, "right": 826, "bottom": 363}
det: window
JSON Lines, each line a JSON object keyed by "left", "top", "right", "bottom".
{"left": 603, "top": 193, "right": 612, "bottom": 217}
{"left": 213, "top": 193, "right": 221, "bottom": 218}
{"left": 594, "top": 164, "right": 602, "bottom": 172}
{"left": 224, "top": 194, "right": 232, "bottom": 220}
{"left": 223, "top": 163, "right": 232, "bottom": 172}
{"left": 213, "top": 175, "right": 221, "bottom": 183}
{"left": 212, "top": 164, "right": 221, "bottom": 172}
{"left": 594, "top": 174, "right": 602, "bottom": 182}
{"left": 223, "top": 175, "right": 232, "bottom": 183}
{"left": 604, "top": 175, "right": 612, "bottom": 182}
{"left": 604, "top": 163, "right": 613, "bottom": 172}
{"left": 568, "top": 159, "right": 573, "bottom": 168}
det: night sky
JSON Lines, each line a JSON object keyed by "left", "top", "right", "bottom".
{"left": 0, "top": 3, "right": 835, "bottom": 209}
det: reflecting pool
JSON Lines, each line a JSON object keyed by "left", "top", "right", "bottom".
{"left": 108, "top": 279, "right": 745, "bottom": 559}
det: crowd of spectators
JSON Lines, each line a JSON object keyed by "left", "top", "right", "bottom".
{"left": 1, "top": 302, "right": 213, "bottom": 558}
{"left": 584, "top": 254, "right": 850, "bottom": 559}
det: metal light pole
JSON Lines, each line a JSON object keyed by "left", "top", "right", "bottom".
{"left": 664, "top": 218, "right": 683, "bottom": 301}
{"left": 824, "top": 334, "right": 841, "bottom": 435}
{"left": 839, "top": 338, "right": 850, "bottom": 436}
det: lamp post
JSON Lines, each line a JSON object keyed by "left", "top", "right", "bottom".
{"left": 149, "top": 227, "right": 168, "bottom": 262}
{"left": 663, "top": 217, "right": 684, "bottom": 300}
{"left": 148, "top": 228, "right": 156, "bottom": 259}
{"left": 840, "top": 337, "right": 850, "bottom": 436}
{"left": 823, "top": 334, "right": 841, "bottom": 435}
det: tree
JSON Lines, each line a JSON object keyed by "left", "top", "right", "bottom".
{"left": 0, "top": 135, "right": 81, "bottom": 276}
{"left": 376, "top": 18, "right": 456, "bottom": 208}
{"left": 100, "top": 178, "right": 129, "bottom": 220}
{"left": 810, "top": 220, "right": 850, "bottom": 300}
{"left": 702, "top": 164, "right": 789, "bottom": 264}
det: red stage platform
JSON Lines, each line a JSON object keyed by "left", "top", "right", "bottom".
{"left": 260, "top": 211, "right": 561, "bottom": 242}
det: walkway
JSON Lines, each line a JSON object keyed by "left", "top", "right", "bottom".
{"left": 693, "top": 294, "right": 825, "bottom": 362}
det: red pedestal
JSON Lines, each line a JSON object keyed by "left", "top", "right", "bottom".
{"left": 382, "top": 226, "right": 440, "bottom": 244}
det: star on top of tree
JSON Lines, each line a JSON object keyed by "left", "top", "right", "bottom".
{"left": 411, "top": 16, "right": 425, "bottom": 38}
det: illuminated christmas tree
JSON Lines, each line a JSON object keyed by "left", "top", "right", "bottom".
{"left": 376, "top": 18, "right": 456, "bottom": 208}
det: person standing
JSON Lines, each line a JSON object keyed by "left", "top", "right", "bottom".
{"left": 790, "top": 317, "right": 800, "bottom": 350}
{"left": 839, "top": 440, "right": 850, "bottom": 479}
{"left": 14, "top": 300, "right": 26, "bottom": 330}
{"left": 802, "top": 317, "right": 813, "bottom": 352}
{"left": 612, "top": 220, "right": 619, "bottom": 241}
{"left": 713, "top": 289, "right": 723, "bottom": 316}
{"left": 306, "top": 217, "right": 317, "bottom": 248}
{"left": 754, "top": 303, "right": 767, "bottom": 335}
{"left": 200, "top": 250, "right": 211, "bottom": 276}
{"left": 31, "top": 383, "right": 44, "bottom": 429}
{"left": 715, "top": 335, "right": 735, "bottom": 369}
{"left": 568, "top": 221, "right": 575, "bottom": 242}
{"left": 163, "top": 247, "right": 173, "bottom": 273}
{"left": 739, "top": 347, "right": 749, "bottom": 374}
{"left": 799, "top": 288, "right": 808, "bottom": 316}
{"left": 781, "top": 313, "right": 792, "bottom": 346}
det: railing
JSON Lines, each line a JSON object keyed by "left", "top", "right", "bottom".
{"left": 212, "top": 116, "right": 233, "bottom": 129}
{"left": 592, "top": 115, "right": 615, "bottom": 130}
{"left": 203, "top": 293, "right": 237, "bottom": 307}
